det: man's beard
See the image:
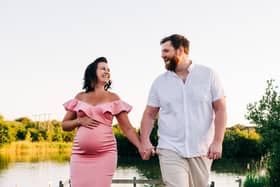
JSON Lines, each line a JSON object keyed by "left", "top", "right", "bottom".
{"left": 165, "top": 56, "right": 179, "bottom": 71}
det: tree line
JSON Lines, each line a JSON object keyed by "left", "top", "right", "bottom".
{"left": 0, "top": 115, "right": 264, "bottom": 159}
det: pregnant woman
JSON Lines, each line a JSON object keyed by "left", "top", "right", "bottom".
{"left": 61, "top": 57, "right": 141, "bottom": 187}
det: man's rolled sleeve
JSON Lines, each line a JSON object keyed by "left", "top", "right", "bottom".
{"left": 147, "top": 81, "right": 160, "bottom": 107}
{"left": 211, "top": 70, "right": 226, "bottom": 102}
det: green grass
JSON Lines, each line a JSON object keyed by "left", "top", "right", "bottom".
{"left": 243, "top": 174, "right": 269, "bottom": 187}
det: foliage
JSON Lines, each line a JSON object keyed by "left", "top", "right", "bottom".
{"left": 0, "top": 114, "right": 4, "bottom": 121}
{"left": 243, "top": 174, "right": 269, "bottom": 187}
{"left": 0, "top": 141, "right": 72, "bottom": 162}
{"left": 246, "top": 79, "right": 280, "bottom": 150}
{"left": 0, "top": 117, "right": 74, "bottom": 144}
{"left": 113, "top": 124, "right": 140, "bottom": 156}
{"left": 0, "top": 111, "right": 267, "bottom": 161}
{"left": 267, "top": 142, "right": 280, "bottom": 186}
{"left": 0, "top": 122, "right": 13, "bottom": 146}
{"left": 150, "top": 119, "right": 159, "bottom": 146}
{"left": 25, "top": 130, "right": 32, "bottom": 142}
{"left": 222, "top": 124, "right": 263, "bottom": 158}
{"left": 15, "top": 117, "right": 32, "bottom": 125}
{"left": 246, "top": 79, "right": 280, "bottom": 186}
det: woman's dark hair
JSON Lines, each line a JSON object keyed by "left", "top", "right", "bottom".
{"left": 83, "top": 57, "right": 112, "bottom": 92}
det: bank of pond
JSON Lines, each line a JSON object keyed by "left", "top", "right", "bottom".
{"left": 0, "top": 117, "right": 272, "bottom": 186}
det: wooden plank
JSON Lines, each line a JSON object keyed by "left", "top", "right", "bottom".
{"left": 59, "top": 178, "right": 216, "bottom": 186}
{"left": 112, "top": 178, "right": 162, "bottom": 184}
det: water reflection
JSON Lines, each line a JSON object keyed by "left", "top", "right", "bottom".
{"left": 0, "top": 151, "right": 254, "bottom": 178}
{"left": 0, "top": 154, "right": 10, "bottom": 174}
{"left": 118, "top": 157, "right": 162, "bottom": 179}
{"left": 118, "top": 156, "right": 253, "bottom": 179}
{"left": 0, "top": 151, "right": 256, "bottom": 187}
{"left": 212, "top": 158, "right": 254, "bottom": 175}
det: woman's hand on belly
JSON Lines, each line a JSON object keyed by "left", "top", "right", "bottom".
{"left": 78, "top": 116, "right": 99, "bottom": 129}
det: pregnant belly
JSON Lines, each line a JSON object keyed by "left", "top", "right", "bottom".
{"left": 76, "top": 125, "right": 116, "bottom": 154}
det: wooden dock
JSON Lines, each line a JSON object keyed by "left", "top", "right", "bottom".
{"left": 59, "top": 177, "right": 217, "bottom": 187}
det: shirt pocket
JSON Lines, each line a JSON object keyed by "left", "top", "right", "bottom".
{"left": 160, "top": 100, "right": 173, "bottom": 114}
{"left": 188, "top": 85, "right": 210, "bottom": 102}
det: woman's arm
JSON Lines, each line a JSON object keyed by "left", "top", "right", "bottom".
{"left": 61, "top": 111, "right": 80, "bottom": 131}
{"left": 116, "top": 112, "right": 141, "bottom": 150}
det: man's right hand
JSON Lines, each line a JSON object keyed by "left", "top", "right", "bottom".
{"left": 139, "top": 140, "right": 155, "bottom": 160}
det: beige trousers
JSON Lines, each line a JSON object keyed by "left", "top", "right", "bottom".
{"left": 157, "top": 148, "right": 212, "bottom": 187}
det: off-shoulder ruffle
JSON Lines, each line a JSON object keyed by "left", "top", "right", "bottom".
{"left": 101, "top": 99, "right": 132, "bottom": 115}
{"left": 63, "top": 99, "right": 79, "bottom": 112}
{"left": 63, "top": 98, "right": 132, "bottom": 115}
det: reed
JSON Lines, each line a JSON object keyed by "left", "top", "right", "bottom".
{"left": 0, "top": 141, "right": 72, "bottom": 153}
{"left": 0, "top": 141, "right": 72, "bottom": 162}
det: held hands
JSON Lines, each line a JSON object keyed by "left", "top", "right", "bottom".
{"left": 77, "top": 117, "right": 99, "bottom": 129}
{"left": 207, "top": 141, "right": 223, "bottom": 160}
{"left": 139, "top": 140, "right": 156, "bottom": 160}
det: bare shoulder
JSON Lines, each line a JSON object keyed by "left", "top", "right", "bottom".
{"left": 74, "top": 92, "right": 85, "bottom": 100}
{"left": 107, "top": 91, "right": 120, "bottom": 101}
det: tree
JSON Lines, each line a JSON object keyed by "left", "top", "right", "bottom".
{"left": 222, "top": 125, "right": 263, "bottom": 158}
{"left": 150, "top": 119, "right": 159, "bottom": 146}
{"left": 51, "top": 120, "right": 63, "bottom": 142}
{"left": 246, "top": 79, "right": 280, "bottom": 186}
{"left": 113, "top": 124, "right": 139, "bottom": 156}
{"left": 0, "top": 123, "right": 12, "bottom": 145}
{"left": 25, "top": 130, "right": 32, "bottom": 142}
{"left": 246, "top": 80, "right": 280, "bottom": 148}
{"left": 0, "top": 114, "right": 4, "bottom": 122}
{"left": 15, "top": 117, "right": 32, "bottom": 125}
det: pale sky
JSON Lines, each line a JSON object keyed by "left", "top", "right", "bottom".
{"left": 0, "top": 0, "right": 279, "bottom": 127}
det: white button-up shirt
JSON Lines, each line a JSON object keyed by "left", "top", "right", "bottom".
{"left": 147, "top": 63, "right": 225, "bottom": 157}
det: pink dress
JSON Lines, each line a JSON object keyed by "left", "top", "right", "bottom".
{"left": 63, "top": 99, "right": 132, "bottom": 187}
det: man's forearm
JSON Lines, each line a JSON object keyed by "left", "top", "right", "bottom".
{"left": 140, "top": 115, "right": 155, "bottom": 142}
{"left": 213, "top": 109, "right": 227, "bottom": 143}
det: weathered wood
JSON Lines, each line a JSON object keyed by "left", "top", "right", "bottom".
{"left": 235, "top": 177, "right": 242, "bottom": 187}
{"left": 58, "top": 178, "right": 218, "bottom": 186}
{"left": 58, "top": 178, "right": 162, "bottom": 186}
{"left": 112, "top": 178, "right": 162, "bottom": 184}
{"left": 59, "top": 180, "right": 63, "bottom": 187}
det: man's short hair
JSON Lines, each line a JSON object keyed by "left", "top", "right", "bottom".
{"left": 160, "top": 34, "right": 189, "bottom": 54}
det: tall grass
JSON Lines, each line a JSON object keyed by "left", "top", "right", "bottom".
{"left": 0, "top": 141, "right": 72, "bottom": 153}
{"left": 243, "top": 174, "right": 269, "bottom": 187}
{"left": 243, "top": 155, "right": 269, "bottom": 187}
{"left": 0, "top": 141, "right": 72, "bottom": 162}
